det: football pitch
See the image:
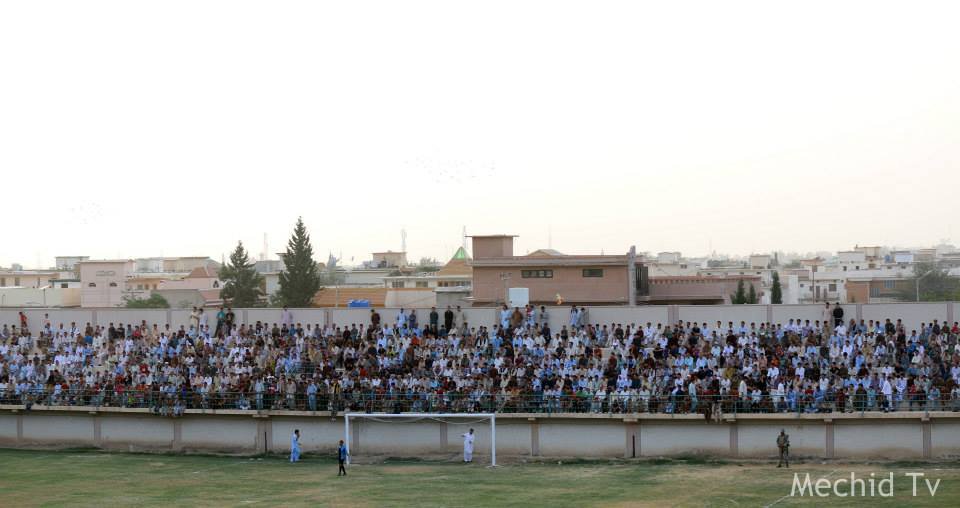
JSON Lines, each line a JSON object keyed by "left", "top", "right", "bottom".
{"left": 1, "top": 449, "right": 959, "bottom": 507}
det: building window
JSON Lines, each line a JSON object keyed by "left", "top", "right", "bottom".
{"left": 842, "top": 266, "right": 847, "bottom": 271}
{"left": 88, "top": 283, "right": 97, "bottom": 287}
{"left": 391, "top": 281, "right": 404, "bottom": 288}
{"left": 883, "top": 280, "right": 896, "bottom": 289}
{"left": 582, "top": 269, "right": 604, "bottom": 278}
{"left": 415, "top": 281, "right": 428, "bottom": 288}
{"left": 109, "top": 282, "right": 118, "bottom": 287}
{"left": 828, "top": 283, "right": 837, "bottom": 292}
{"left": 0, "top": 278, "right": 5, "bottom": 286}
{"left": 14, "top": 277, "right": 20, "bottom": 286}
{"left": 521, "top": 270, "right": 553, "bottom": 278}
{"left": 137, "top": 284, "right": 144, "bottom": 290}
{"left": 870, "top": 287, "right": 881, "bottom": 298}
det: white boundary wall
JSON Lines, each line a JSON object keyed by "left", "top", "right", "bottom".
{"left": 1, "top": 302, "right": 955, "bottom": 334}
{"left": 1, "top": 407, "right": 958, "bottom": 460}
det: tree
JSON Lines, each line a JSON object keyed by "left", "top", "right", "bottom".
{"left": 276, "top": 217, "right": 321, "bottom": 307}
{"left": 219, "top": 241, "right": 264, "bottom": 307}
{"left": 897, "top": 262, "right": 960, "bottom": 302}
{"left": 731, "top": 279, "right": 747, "bottom": 304}
{"left": 747, "top": 283, "right": 757, "bottom": 304}
{"left": 771, "top": 272, "right": 783, "bottom": 304}
{"left": 124, "top": 293, "right": 169, "bottom": 308}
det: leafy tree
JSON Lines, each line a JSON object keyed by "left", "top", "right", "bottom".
{"left": 897, "top": 262, "right": 960, "bottom": 302}
{"left": 219, "top": 241, "right": 264, "bottom": 307}
{"left": 124, "top": 293, "right": 170, "bottom": 308}
{"left": 276, "top": 217, "right": 321, "bottom": 307}
{"left": 747, "top": 283, "right": 757, "bottom": 304}
{"left": 731, "top": 279, "right": 747, "bottom": 304}
{"left": 771, "top": 272, "right": 783, "bottom": 304}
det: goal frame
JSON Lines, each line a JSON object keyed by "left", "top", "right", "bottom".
{"left": 344, "top": 412, "right": 497, "bottom": 467}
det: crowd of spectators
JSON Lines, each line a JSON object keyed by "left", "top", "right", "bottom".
{"left": 2, "top": 304, "right": 960, "bottom": 416}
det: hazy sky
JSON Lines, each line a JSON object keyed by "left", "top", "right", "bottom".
{"left": 2, "top": 1, "right": 958, "bottom": 269}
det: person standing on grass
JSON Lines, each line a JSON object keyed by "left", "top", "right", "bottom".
{"left": 776, "top": 429, "right": 789, "bottom": 468}
{"left": 462, "top": 428, "right": 475, "bottom": 463}
{"left": 338, "top": 439, "right": 348, "bottom": 476}
{"left": 290, "top": 429, "right": 301, "bottom": 463}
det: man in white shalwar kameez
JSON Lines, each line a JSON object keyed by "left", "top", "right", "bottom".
{"left": 462, "top": 428, "right": 475, "bottom": 463}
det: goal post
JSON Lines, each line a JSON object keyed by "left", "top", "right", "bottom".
{"left": 344, "top": 412, "right": 497, "bottom": 467}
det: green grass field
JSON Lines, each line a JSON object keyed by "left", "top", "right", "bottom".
{"left": 1, "top": 449, "right": 959, "bottom": 507}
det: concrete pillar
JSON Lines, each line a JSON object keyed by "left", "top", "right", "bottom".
{"left": 729, "top": 422, "right": 739, "bottom": 457}
{"left": 824, "top": 419, "right": 835, "bottom": 459}
{"left": 92, "top": 310, "right": 99, "bottom": 327}
{"left": 93, "top": 415, "right": 102, "bottom": 448}
{"left": 165, "top": 309, "right": 173, "bottom": 328}
{"left": 254, "top": 416, "right": 272, "bottom": 454}
{"left": 16, "top": 413, "right": 23, "bottom": 443}
{"left": 529, "top": 418, "right": 540, "bottom": 456}
{"left": 627, "top": 246, "right": 637, "bottom": 306}
{"left": 947, "top": 303, "right": 955, "bottom": 325}
{"left": 855, "top": 304, "right": 863, "bottom": 323}
{"left": 922, "top": 420, "right": 932, "bottom": 459}
{"left": 624, "top": 421, "right": 639, "bottom": 458}
{"left": 351, "top": 418, "right": 360, "bottom": 453}
{"left": 172, "top": 419, "right": 183, "bottom": 452}
{"left": 766, "top": 305, "right": 773, "bottom": 324}
{"left": 440, "top": 421, "right": 448, "bottom": 449}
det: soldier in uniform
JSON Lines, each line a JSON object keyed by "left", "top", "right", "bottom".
{"left": 777, "top": 429, "right": 790, "bottom": 468}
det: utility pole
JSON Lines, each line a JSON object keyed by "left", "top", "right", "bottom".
{"left": 916, "top": 269, "right": 937, "bottom": 302}
{"left": 499, "top": 272, "right": 512, "bottom": 306}
{"left": 811, "top": 265, "right": 816, "bottom": 304}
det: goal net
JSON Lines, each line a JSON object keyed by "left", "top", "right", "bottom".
{"left": 344, "top": 412, "right": 497, "bottom": 466}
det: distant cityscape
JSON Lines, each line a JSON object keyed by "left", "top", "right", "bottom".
{"left": 1, "top": 236, "right": 958, "bottom": 309}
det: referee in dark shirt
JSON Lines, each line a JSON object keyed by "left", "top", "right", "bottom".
{"left": 337, "top": 440, "right": 348, "bottom": 476}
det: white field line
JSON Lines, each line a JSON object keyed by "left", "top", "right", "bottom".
{"left": 764, "top": 468, "right": 839, "bottom": 508}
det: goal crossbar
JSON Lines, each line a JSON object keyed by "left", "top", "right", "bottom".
{"left": 344, "top": 412, "right": 496, "bottom": 466}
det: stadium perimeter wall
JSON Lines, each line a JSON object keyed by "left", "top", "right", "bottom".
{"left": 1, "top": 302, "right": 956, "bottom": 335}
{"left": 2, "top": 407, "right": 959, "bottom": 460}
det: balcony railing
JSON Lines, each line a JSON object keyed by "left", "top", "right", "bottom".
{"left": 4, "top": 390, "right": 957, "bottom": 416}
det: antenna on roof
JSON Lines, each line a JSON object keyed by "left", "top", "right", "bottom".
{"left": 261, "top": 233, "right": 268, "bottom": 261}
{"left": 401, "top": 228, "right": 407, "bottom": 253}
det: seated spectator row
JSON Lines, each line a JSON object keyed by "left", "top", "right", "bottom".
{"left": 1, "top": 306, "right": 959, "bottom": 416}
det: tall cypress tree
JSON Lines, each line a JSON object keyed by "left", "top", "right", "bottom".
{"left": 747, "top": 283, "right": 757, "bottom": 304}
{"left": 220, "top": 241, "right": 264, "bottom": 307}
{"left": 732, "top": 279, "right": 746, "bottom": 304}
{"left": 771, "top": 272, "right": 783, "bottom": 304}
{"left": 277, "top": 217, "right": 321, "bottom": 307}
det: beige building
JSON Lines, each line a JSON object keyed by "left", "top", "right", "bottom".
{"left": 78, "top": 260, "right": 135, "bottom": 308}
{"left": 470, "top": 235, "right": 644, "bottom": 305}
{"left": 370, "top": 251, "right": 407, "bottom": 268}
{"left": 646, "top": 275, "right": 763, "bottom": 305}
{"left": 0, "top": 270, "right": 60, "bottom": 288}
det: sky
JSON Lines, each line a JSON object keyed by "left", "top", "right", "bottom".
{"left": 2, "top": 1, "right": 959, "bottom": 269}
